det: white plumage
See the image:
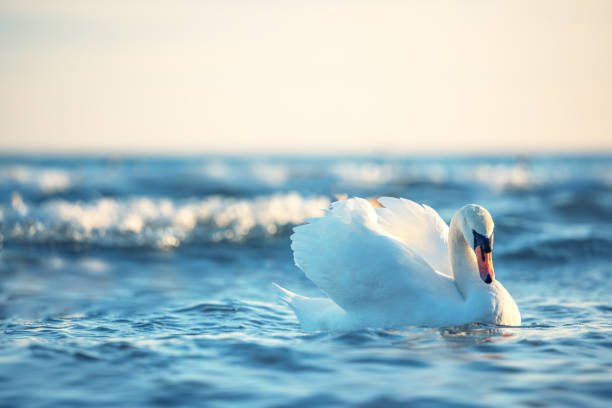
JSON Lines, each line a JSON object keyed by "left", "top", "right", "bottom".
{"left": 277, "top": 197, "right": 521, "bottom": 330}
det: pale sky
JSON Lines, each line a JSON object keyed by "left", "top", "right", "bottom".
{"left": 1, "top": 0, "right": 611, "bottom": 154}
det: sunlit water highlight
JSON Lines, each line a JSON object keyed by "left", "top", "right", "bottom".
{"left": 1, "top": 156, "right": 611, "bottom": 407}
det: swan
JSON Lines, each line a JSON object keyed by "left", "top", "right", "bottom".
{"left": 275, "top": 197, "right": 521, "bottom": 330}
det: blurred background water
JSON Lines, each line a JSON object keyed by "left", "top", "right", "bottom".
{"left": 0, "top": 155, "right": 611, "bottom": 407}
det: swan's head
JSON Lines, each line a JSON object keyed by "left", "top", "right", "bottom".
{"left": 458, "top": 204, "right": 495, "bottom": 284}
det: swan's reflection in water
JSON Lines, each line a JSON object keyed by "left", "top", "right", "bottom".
{"left": 439, "top": 323, "right": 518, "bottom": 348}
{"left": 438, "top": 319, "right": 559, "bottom": 348}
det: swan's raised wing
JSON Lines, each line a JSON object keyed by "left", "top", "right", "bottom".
{"left": 290, "top": 198, "right": 456, "bottom": 313}
{"left": 375, "top": 197, "right": 451, "bottom": 277}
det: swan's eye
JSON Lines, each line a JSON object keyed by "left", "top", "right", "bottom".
{"left": 472, "top": 230, "right": 492, "bottom": 260}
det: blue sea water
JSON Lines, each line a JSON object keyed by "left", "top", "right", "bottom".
{"left": 0, "top": 155, "right": 611, "bottom": 407}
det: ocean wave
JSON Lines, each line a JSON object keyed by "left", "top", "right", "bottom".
{"left": 0, "top": 193, "right": 330, "bottom": 248}
{"left": 330, "top": 160, "right": 612, "bottom": 193}
{"left": 2, "top": 158, "right": 612, "bottom": 203}
{"left": 201, "top": 161, "right": 290, "bottom": 187}
{"left": 498, "top": 235, "right": 612, "bottom": 264}
{"left": 0, "top": 165, "right": 72, "bottom": 194}
{"left": 331, "top": 162, "right": 396, "bottom": 186}
{"left": 551, "top": 192, "right": 612, "bottom": 220}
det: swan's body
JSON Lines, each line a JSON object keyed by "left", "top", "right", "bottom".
{"left": 276, "top": 197, "right": 520, "bottom": 331}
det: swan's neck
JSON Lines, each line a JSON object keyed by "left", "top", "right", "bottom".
{"left": 449, "top": 217, "right": 483, "bottom": 300}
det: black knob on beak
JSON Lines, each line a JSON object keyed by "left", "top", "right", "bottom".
{"left": 473, "top": 230, "right": 492, "bottom": 260}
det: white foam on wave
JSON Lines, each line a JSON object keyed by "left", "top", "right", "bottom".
{"left": 1, "top": 193, "right": 330, "bottom": 248}
{"left": 467, "top": 161, "right": 612, "bottom": 192}
{"left": 201, "top": 161, "right": 289, "bottom": 187}
{"left": 332, "top": 162, "right": 395, "bottom": 186}
{"left": 0, "top": 166, "right": 72, "bottom": 194}
{"left": 329, "top": 160, "right": 612, "bottom": 192}
{"left": 469, "top": 163, "right": 534, "bottom": 191}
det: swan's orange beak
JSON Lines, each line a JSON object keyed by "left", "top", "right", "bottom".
{"left": 475, "top": 246, "right": 495, "bottom": 284}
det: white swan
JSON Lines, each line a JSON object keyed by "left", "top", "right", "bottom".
{"left": 275, "top": 197, "right": 521, "bottom": 330}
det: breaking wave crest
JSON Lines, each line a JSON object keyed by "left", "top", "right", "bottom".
{"left": 0, "top": 193, "right": 330, "bottom": 248}
{"left": 0, "top": 165, "right": 72, "bottom": 194}
{"left": 2, "top": 157, "right": 612, "bottom": 203}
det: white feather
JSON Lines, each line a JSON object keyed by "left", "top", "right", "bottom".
{"left": 375, "top": 197, "right": 451, "bottom": 277}
{"left": 288, "top": 198, "right": 463, "bottom": 328}
{"left": 281, "top": 197, "right": 521, "bottom": 330}
{"left": 272, "top": 283, "right": 346, "bottom": 331}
